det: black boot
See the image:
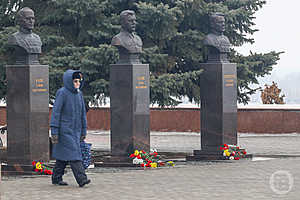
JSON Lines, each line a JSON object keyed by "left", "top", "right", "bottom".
{"left": 79, "top": 179, "right": 91, "bottom": 187}
{"left": 53, "top": 180, "right": 68, "bottom": 186}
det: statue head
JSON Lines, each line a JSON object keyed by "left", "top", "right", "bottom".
{"left": 209, "top": 13, "right": 225, "bottom": 35}
{"left": 16, "top": 7, "right": 35, "bottom": 33}
{"left": 120, "top": 10, "right": 136, "bottom": 33}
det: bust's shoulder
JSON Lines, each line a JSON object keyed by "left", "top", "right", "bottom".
{"left": 9, "top": 31, "right": 41, "bottom": 41}
{"left": 32, "top": 33, "right": 42, "bottom": 44}
{"left": 111, "top": 33, "right": 122, "bottom": 46}
{"left": 7, "top": 32, "right": 20, "bottom": 45}
{"left": 203, "top": 33, "right": 217, "bottom": 44}
{"left": 10, "top": 31, "right": 26, "bottom": 39}
{"left": 133, "top": 34, "right": 142, "bottom": 42}
{"left": 32, "top": 33, "right": 41, "bottom": 39}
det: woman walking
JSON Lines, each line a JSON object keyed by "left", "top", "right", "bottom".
{"left": 50, "top": 69, "right": 91, "bottom": 187}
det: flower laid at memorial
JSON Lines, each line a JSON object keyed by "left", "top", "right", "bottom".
{"left": 220, "top": 144, "right": 247, "bottom": 160}
{"left": 32, "top": 161, "right": 53, "bottom": 175}
{"left": 129, "top": 149, "right": 174, "bottom": 168}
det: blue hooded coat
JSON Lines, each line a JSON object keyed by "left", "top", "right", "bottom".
{"left": 50, "top": 70, "right": 87, "bottom": 161}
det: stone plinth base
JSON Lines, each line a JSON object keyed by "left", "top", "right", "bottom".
{"left": 186, "top": 150, "right": 226, "bottom": 161}
{"left": 1, "top": 163, "right": 36, "bottom": 176}
{"left": 94, "top": 156, "right": 138, "bottom": 167}
{"left": 200, "top": 62, "right": 237, "bottom": 148}
{"left": 187, "top": 149, "right": 252, "bottom": 161}
{"left": 6, "top": 65, "right": 49, "bottom": 164}
{"left": 110, "top": 63, "right": 150, "bottom": 156}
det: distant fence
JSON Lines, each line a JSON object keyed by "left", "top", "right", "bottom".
{"left": 1, "top": 105, "right": 300, "bottom": 133}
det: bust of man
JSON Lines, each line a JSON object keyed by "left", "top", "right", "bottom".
{"left": 203, "top": 13, "right": 231, "bottom": 63}
{"left": 8, "top": 7, "right": 42, "bottom": 65}
{"left": 111, "top": 10, "right": 143, "bottom": 63}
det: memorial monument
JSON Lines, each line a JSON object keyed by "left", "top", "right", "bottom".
{"left": 187, "top": 13, "right": 237, "bottom": 160}
{"left": 108, "top": 10, "right": 150, "bottom": 163}
{"left": 4, "top": 7, "right": 49, "bottom": 174}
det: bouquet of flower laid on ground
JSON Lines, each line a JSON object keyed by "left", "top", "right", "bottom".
{"left": 129, "top": 149, "right": 175, "bottom": 168}
{"left": 220, "top": 144, "right": 247, "bottom": 160}
{"left": 32, "top": 161, "right": 53, "bottom": 175}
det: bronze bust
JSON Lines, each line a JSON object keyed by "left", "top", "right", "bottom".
{"left": 111, "top": 10, "right": 143, "bottom": 64}
{"left": 8, "top": 7, "right": 42, "bottom": 65}
{"left": 203, "top": 13, "right": 231, "bottom": 63}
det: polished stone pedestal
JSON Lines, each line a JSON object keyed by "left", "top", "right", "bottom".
{"left": 6, "top": 65, "right": 49, "bottom": 167}
{"left": 1, "top": 164, "right": 36, "bottom": 176}
{"left": 94, "top": 156, "right": 138, "bottom": 167}
{"left": 110, "top": 63, "right": 150, "bottom": 158}
{"left": 189, "top": 62, "right": 237, "bottom": 160}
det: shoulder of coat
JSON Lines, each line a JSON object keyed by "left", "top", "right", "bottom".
{"left": 56, "top": 87, "right": 67, "bottom": 95}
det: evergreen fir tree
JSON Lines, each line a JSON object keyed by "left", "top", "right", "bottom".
{"left": 0, "top": 0, "right": 281, "bottom": 107}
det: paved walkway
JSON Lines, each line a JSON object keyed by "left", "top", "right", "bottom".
{"left": 1, "top": 132, "right": 300, "bottom": 200}
{"left": 85, "top": 131, "right": 300, "bottom": 156}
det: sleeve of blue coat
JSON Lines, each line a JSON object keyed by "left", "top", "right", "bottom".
{"left": 81, "top": 94, "right": 87, "bottom": 136}
{"left": 50, "top": 89, "right": 64, "bottom": 136}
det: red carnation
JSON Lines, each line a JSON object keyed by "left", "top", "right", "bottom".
{"left": 129, "top": 154, "right": 135, "bottom": 158}
{"left": 234, "top": 157, "right": 240, "bottom": 160}
{"left": 140, "top": 163, "right": 144, "bottom": 167}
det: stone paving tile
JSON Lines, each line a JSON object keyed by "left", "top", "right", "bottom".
{"left": 1, "top": 131, "right": 300, "bottom": 199}
{"left": 85, "top": 131, "right": 300, "bottom": 155}
{"left": 1, "top": 157, "right": 300, "bottom": 200}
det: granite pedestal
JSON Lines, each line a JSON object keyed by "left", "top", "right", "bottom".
{"left": 108, "top": 63, "right": 150, "bottom": 165}
{"left": 4, "top": 65, "right": 49, "bottom": 174}
{"left": 187, "top": 62, "right": 237, "bottom": 161}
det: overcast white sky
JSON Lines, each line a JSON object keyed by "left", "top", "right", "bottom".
{"left": 235, "top": 0, "right": 300, "bottom": 77}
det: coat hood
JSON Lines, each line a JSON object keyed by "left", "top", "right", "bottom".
{"left": 63, "top": 69, "right": 84, "bottom": 93}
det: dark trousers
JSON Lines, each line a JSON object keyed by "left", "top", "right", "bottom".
{"left": 52, "top": 160, "right": 88, "bottom": 185}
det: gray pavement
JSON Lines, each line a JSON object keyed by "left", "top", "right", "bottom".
{"left": 86, "top": 131, "right": 300, "bottom": 156}
{"left": 1, "top": 131, "right": 300, "bottom": 200}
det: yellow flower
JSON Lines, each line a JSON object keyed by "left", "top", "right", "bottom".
{"left": 150, "top": 163, "right": 157, "bottom": 168}
{"left": 224, "top": 150, "right": 231, "bottom": 157}
{"left": 134, "top": 150, "right": 140, "bottom": 156}
{"left": 167, "top": 161, "right": 175, "bottom": 167}
{"left": 36, "top": 162, "right": 42, "bottom": 170}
